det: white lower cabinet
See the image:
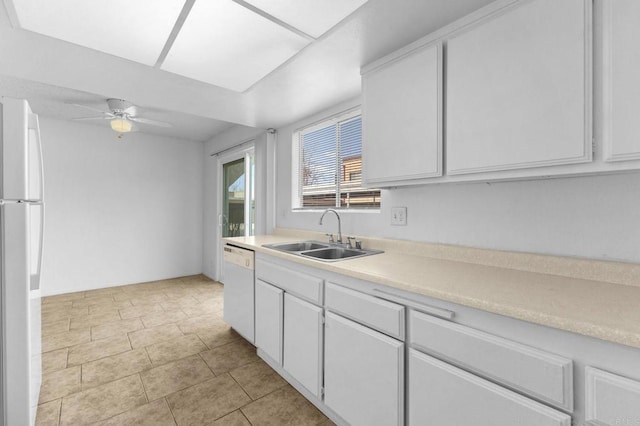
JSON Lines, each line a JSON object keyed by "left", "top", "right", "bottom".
{"left": 409, "top": 310, "right": 573, "bottom": 411}
{"left": 283, "top": 293, "right": 323, "bottom": 398}
{"left": 324, "top": 312, "right": 404, "bottom": 426}
{"left": 585, "top": 367, "right": 640, "bottom": 425}
{"left": 408, "top": 349, "right": 571, "bottom": 426}
{"left": 254, "top": 279, "right": 283, "bottom": 365}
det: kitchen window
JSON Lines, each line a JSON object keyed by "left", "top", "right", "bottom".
{"left": 292, "top": 109, "right": 381, "bottom": 210}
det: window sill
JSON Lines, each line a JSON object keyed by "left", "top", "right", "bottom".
{"left": 291, "top": 208, "right": 380, "bottom": 214}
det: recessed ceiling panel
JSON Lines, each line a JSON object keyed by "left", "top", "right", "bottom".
{"left": 161, "top": 0, "right": 310, "bottom": 92}
{"left": 9, "top": 0, "right": 185, "bottom": 65}
{"left": 242, "top": 0, "right": 368, "bottom": 38}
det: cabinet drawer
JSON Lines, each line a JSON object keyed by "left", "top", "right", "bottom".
{"left": 408, "top": 349, "right": 571, "bottom": 426}
{"left": 255, "top": 259, "right": 323, "bottom": 304}
{"left": 326, "top": 283, "right": 404, "bottom": 340}
{"left": 585, "top": 367, "right": 640, "bottom": 425}
{"left": 409, "top": 311, "right": 573, "bottom": 411}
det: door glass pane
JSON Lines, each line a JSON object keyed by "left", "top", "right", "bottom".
{"left": 249, "top": 154, "right": 255, "bottom": 236}
{"left": 223, "top": 158, "right": 245, "bottom": 237}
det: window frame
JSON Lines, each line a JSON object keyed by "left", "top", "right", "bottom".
{"left": 291, "top": 107, "right": 380, "bottom": 212}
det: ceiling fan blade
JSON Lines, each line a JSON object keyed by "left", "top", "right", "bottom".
{"left": 123, "top": 105, "right": 138, "bottom": 116}
{"left": 71, "top": 116, "right": 112, "bottom": 121}
{"left": 129, "top": 117, "right": 172, "bottom": 128}
{"left": 68, "top": 102, "right": 113, "bottom": 115}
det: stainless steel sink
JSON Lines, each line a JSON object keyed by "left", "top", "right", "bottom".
{"left": 264, "top": 241, "right": 329, "bottom": 252}
{"left": 300, "top": 247, "right": 364, "bottom": 260}
{"left": 262, "top": 240, "right": 382, "bottom": 262}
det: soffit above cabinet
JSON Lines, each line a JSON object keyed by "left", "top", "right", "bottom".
{"left": 4, "top": 0, "right": 368, "bottom": 92}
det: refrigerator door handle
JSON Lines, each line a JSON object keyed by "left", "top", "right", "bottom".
{"left": 33, "top": 203, "right": 44, "bottom": 291}
{"left": 28, "top": 113, "right": 44, "bottom": 202}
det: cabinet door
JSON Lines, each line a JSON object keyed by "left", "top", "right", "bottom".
{"left": 603, "top": 0, "right": 640, "bottom": 161}
{"left": 362, "top": 42, "right": 442, "bottom": 186}
{"left": 446, "top": 0, "right": 591, "bottom": 175}
{"left": 283, "top": 293, "right": 323, "bottom": 398}
{"left": 408, "top": 349, "right": 571, "bottom": 426}
{"left": 325, "top": 312, "right": 404, "bottom": 426}
{"left": 255, "top": 279, "right": 283, "bottom": 365}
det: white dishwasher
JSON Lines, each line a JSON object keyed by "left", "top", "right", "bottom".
{"left": 222, "top": 244, "right": 255, "bottom": 343}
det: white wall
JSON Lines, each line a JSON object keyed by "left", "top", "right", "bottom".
{"left": 40, "top": 118, "right": 204, "bottom": 295}
{"left": 202, "top": 125, "right": 267, "bottom": 280}
{"left": 275, "top": 98, "right": 640, "bottom": 264}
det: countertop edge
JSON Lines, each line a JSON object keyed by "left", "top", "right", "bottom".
{"left": 223, "top": 237, "right": 640, "bottom": 349}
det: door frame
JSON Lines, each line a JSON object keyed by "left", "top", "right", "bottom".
{"left": 216, "top": 143, "right": 255, "bottom": 281}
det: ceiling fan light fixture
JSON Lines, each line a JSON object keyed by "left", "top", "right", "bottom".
{"left": 110, "top": 117, "right": 132, "bottom": 133}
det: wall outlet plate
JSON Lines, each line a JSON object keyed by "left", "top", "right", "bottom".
{"left": 391, "top": 207, "right": 407, "bottom": 226}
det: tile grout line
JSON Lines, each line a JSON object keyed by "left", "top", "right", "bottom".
{"left": 138, "top": 372, "right": 151, "bottom": 404}
{"left": 226, "top": 370, "right": 254, "bottom": 403}
{"left": 238, "top": 408, "right": 254, "bottom": 426}
{"left": 142, "top": 345, "right": 154, "bottom": 367}
{"left": 197, "top": 352, "right": 218, "bottom": 377}
{"left": 163, "top": 396, "right": 179, "bottom": 425}
{"left": 57, "top": 398, "right": 63, "bottom": 426}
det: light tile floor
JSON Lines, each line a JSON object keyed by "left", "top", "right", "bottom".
{"left": 36, "top": 275, "right": 334, "bottom": 426}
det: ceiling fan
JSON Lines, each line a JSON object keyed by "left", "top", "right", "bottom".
{"left": 70, "top": 99, "right": 172, "bottom": 137}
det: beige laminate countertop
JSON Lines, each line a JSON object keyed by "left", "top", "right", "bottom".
{"left": 224, "top": 234, "right": 640, "bottom": 349}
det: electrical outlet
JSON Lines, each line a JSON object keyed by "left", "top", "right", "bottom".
{"left": 391, "top": 207, "right": 407, "bottom": 226}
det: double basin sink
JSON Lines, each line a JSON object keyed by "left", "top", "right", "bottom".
{"left": 262, "top": 240, "right": 383, "bottom": 262}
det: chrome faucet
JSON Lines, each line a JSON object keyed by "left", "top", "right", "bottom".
{"left": 319, "top": 209, "right": 342, "bottom": 244}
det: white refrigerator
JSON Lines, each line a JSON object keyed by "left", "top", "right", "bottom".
{"left": 0, "top": 97, "right": 44, "bottom": 426}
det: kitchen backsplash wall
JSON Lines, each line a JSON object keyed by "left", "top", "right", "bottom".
{"left": 40, "top": 117, "right": 205, "bottom": 295}
{"left": 275, "top": 98, "right": 640, "bottom": 264}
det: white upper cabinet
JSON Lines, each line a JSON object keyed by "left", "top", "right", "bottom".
{"left": 362, "top": 42, "right": 442, "bottom": 187}
{"left": 603, "top": 0, "right": 640, "bottom": 162}
{"left": 446, "top": 0, "right": 592, "bottom": 175}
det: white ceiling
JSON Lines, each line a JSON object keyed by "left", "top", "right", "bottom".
{"left": 242, "top": 0, "right": 369, "bottom": 39}
{"left": 0, "top": 0, "right": 495, "bottom": 143}
{"left": 161, "top": 0, "right": 310, "bottom": 92}
{"left": 10, "top": 0, "right": 185, "bottom": 66}
{"left": 7, "top": 0, "right": 365, "bottom": 92}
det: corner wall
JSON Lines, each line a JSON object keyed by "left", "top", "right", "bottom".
{"left": 40, "top": 118, "right": 204, "bottom": 295}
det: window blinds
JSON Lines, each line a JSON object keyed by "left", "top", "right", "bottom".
{"left": 298, "top": 114, "right": 380, "bottom": 209}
